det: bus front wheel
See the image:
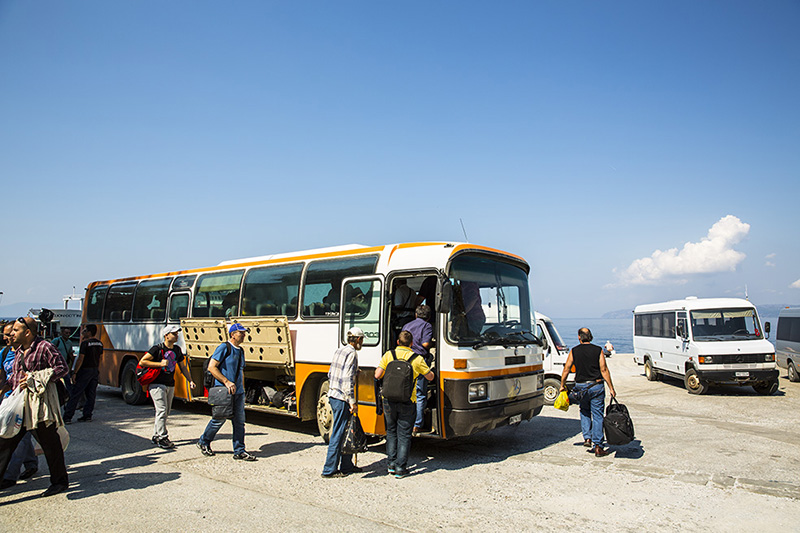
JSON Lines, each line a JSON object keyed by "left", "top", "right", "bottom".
{"left": 121, "top": 359, "right": 148, "bottom": 405}
{"left": 316, "top": 379, "right": 333, "bottom": 443}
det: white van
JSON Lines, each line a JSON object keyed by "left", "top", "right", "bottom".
{"left": 534, "top": 312, "right": 572, "bottom": 404}
{"left": 633, "top": 297, "right": 778, "bottom": 395}
{"left": 775, "top": 307, "right": 800, "bottom": 382}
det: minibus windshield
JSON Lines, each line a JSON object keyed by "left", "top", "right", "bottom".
{"left": 690, "top": 308, "right": 763, "bottom": 341}
{"left": 446, "top": 255, "right": 534, "bottom": 346}
{"left": 543, "top": 320, "right": 567, "bottom": 351}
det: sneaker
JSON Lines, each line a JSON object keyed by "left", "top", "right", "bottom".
{"left": 387, "top": 466, "right": 396, "bottom": 475}
{"left": 151, "top": 436, "right": 159, "bottom": 445}
{"left": 77, "top": 416, "right": 92, "bottom": 422}
{"left": 394, "top": 469, "right": 408, "bottom": 479}
{"left": 196, "top": 441, "right": 215, "bottom": 456}
{"left": 233, "top": 451, "right": 257, "bottom": 461}
{"left": 321, "top": 471, "right": 348, "bottom": 478}
{"left": 157, "top": 437, "right": 175, "bottom": 449}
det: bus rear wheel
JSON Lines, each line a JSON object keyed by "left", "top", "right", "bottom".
{"left": 542, "top": 378, "right": 561, "bottom": 405}
{"left": 316, "top": 379, "right": 333, "bottom": 444}
{"left": 684, "top": 368, "right": 708, "bottom": 395}
{"left": 121, "top": 359, "right": 148, "bottom": 405}
{"left": 644, "top": 359, "right": 659, "bottom": 381}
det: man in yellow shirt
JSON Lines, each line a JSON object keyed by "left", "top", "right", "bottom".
{"left": 375, "top": 330, "right": 434, "bottom": 479}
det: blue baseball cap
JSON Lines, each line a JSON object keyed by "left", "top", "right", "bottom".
{"left": 229, "top": 323, "right": 247, "bottom": 334}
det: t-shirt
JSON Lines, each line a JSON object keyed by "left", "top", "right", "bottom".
{"left": 403, "top": 317, "right": 432, "bottom": 360}
{"left": 146, "top": 343, "right": 186, "bottom": 387}
{"left": 1, "top": 347, "right": 15, "bottom": 399}
{"left": 212, "top": 342, "right": 245, "bottom": 395}
{"left": 78, "top": 338, "right": 104, "bottom": 369}
{"left": 51, "top": 336, "right": 74, "bottom": 367}
{"left": 378, "top": 345, "right": 431, "bottom": 403}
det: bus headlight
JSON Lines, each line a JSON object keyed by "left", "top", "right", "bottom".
{"left": 765, "top": 353, "right": 775, "bottom": 362}
{"left": 699, "top": 356, "right": 713, "bottom": 364}
{"left": 469, "top": 383, "right": 488, "bottom": 402}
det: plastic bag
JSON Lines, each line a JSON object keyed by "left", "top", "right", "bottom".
{"left": 553, "top": 390, "right": 570, "bottom": 411}
{"left": 0, "top": 389, "right": 25, "bottom": 438}
{"left": 341, "top": 414, "right": 368, "bottom": 454}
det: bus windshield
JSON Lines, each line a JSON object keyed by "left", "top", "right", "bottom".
{"left": 447, "top": 255, "right": 534, "bottom": 346}
{"left": 690, "top": 308, "right": 763, "bottom": 341}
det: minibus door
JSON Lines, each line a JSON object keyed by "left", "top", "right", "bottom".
{"left": 340, "top": 276, "right": 385, "bottom": 431}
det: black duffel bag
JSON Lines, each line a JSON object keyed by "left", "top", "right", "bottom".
{"left": 603, "top": 396, "right": 635, "bottom": 445}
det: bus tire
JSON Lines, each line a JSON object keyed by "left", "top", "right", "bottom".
{"left": 684, "top": 368, "right": 708, "bottom": 395}
{"left": 121, "top": 359, "right": 148, "bottom": 405}
{"left": 753, "top": 379, "right": 778, "bottom": 395}
{"left": 788, "top": 361, "right": 799, "bottom": 382}
{"left": 644, "top": 359, "right": 659, "bottom": 381}
{"left": 316, "top": 379, "right": 333, "bottom": 444}
{"left": 542, "top": 378, "right": 561, "bottom": 405}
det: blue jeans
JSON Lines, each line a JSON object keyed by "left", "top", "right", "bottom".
{"left": 3, "top": 432, "right": 37, "bottom": 481}
{"left": 64, "top": 367, "right": 99, "bottom": 420}
{"left": 575, "top": 382, "right": 605, "bottom": 447}
{"left": 322, "top": 398, "right": 355, "bottom": 475}
{"left": 383, "top": 399, "right": 415, "bottom": 472}
{"left": 414, "top": 375, "right": 427, "bottom": 429}
{"left": 199, "top": 392, "right": 246, "bottom": 454}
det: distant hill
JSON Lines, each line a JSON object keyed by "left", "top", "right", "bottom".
{"left": 602, "top": 303, "right": 798, "bottom": 320}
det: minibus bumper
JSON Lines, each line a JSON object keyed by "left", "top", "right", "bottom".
{"left": 696, "top": 368, "right": 779, "bottom": 384}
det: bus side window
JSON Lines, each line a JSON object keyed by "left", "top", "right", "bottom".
{"left": 193, "top": 271, "right": 244, "bottom": 318}
{"left": 169, "top": 293, "right": 190, "bottom": 321}
{"left": 302, "top": 255, "right": 378, "bottom": 319}
{"left": 242, "top": 263, "right": 302, "bottom": 318}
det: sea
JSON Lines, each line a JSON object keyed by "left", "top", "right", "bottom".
{"left": 553, "top": 314, "right": 782, "bottom": 354}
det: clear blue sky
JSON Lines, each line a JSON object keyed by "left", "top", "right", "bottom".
{"left": 1, "top": 1, "right": 798, "bottom": 317}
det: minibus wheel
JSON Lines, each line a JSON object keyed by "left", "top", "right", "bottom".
{"left": 788, "top": 361, "right": 799, "bottom": 382}
{"left": 752, "top": 379, "right": 778, "bottom": 395}
{"left": 684, "top": 368, "right": 708, "bottom": 395}
{"left": 644, "top": 359, "right": 659, "bottom": 381}
{"left": 316, "top": 380, "right": 333, "bottom": 443}
{"left": 542, "top": 378, "right": 561, "bottom": 405}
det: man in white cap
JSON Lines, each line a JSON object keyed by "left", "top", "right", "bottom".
{"left": 197, "top": 322, "right": 256, "bottom": 461}
{"left": 321, "top": 326, "right": 364, "bottom": 477}
{"left": 138, "top": 324, "right": 195, "bottom": 449}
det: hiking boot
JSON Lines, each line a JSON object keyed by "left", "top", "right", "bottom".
{"left": 197, "top": 441, "right": 215, "bottom": 456}
{"left": 233, "top": 451, "right": 257, "bottom": 461}
{"left": 157, "top": 437, "right": 175, "bottom": 449}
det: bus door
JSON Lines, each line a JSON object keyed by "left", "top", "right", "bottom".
{"left": 340, "top": 276, "right": 385, "bottom": 433}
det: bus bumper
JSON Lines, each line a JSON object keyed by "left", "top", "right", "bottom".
{"left": 696, "top": 368, "right": 779, "bottom": 384}
{"left": 442, "top": 372, "right": 544, "bottom": 437}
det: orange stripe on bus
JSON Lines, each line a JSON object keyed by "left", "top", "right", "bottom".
{"left": 439, "top": 364, "right": 543, "bottom": 380}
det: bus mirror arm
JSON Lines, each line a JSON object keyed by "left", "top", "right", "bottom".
{"left": 437, "top": 277, "right": 453, "bottom": 314}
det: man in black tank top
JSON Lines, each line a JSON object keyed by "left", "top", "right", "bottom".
{"left": 560, "top": 328, "right": 616, "bottom": 457}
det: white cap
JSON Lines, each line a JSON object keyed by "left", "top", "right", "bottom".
{"left": 161, "top": 324, "right": 181, "bottom": 337}
{"left": 346, "top": 327, "right": 365, "bottom": 338}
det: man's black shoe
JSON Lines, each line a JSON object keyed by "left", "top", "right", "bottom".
{"left": 321, "top": 471, "right": 348, "bottom": 478}
{"left": 40, "top": 483, "right": 68, "bottom": 497}
{"left": 19, "top": 467, "right": 38, "bottom": 480}
{"left": 342, "top": 466, "right": 363, "bottom": 474}
{"left": 77, "top": 416, "right": 92, "bottom": 422}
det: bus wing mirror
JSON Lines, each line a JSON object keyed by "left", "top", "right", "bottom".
{"left": 764, "top": 321, "right": 770, "bottom": 339}
{"left": 539, "top": 333, "right": 549, "bottom": 352}
{"left": 437, "top": 280, "right": 453, "bottom": 314}
{"left": 676, "top": 322, "right": 688, "bottom": 339}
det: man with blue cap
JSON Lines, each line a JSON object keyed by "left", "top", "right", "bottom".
{"left": 197, "top": 322, "right": 256, "bottom": 461}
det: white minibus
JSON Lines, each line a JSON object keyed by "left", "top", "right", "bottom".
{"left": 633, "top": 297, "right": 778, "bottom": 395}
{"left": 775, "top": 307, "right": 800, "bottom": 382}
{"left": 534, "top": 312, "right": 572, "bottom": 404}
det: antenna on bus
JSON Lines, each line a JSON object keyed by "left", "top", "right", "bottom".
{"left": 459, "top": 218, "right": 469, "bottom": 242}
{"left": 744, "top": 284, "right": 749, "bottom": 301}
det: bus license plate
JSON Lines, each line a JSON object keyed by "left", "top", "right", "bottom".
{"left": 509, "top": 414, "right": 522, "bottom": 424}
{"left": 735, "top": 371, "right": 749, "bottom": 377}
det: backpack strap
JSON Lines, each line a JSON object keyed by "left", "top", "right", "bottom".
{"left": 408, "top": 353, "right": 419, "bottom": 364}
{"left": 391, "top": 349, "right": 397, "bottom": 361}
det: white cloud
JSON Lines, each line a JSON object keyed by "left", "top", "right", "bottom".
{"left": 615, "top": 215, "right": 750, "bottom": 286}
{"left": 766, "top": 253, "right": 776, "bottom": 259}
{"left": 791, "top": 279, "right": 800, "bottom": 289}
{"left": 765, "top": 261, "right": 775, "bottom": 267}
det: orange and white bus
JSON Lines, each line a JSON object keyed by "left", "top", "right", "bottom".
{"left": 83, "top": 242, "right": 545, "bottom": 440}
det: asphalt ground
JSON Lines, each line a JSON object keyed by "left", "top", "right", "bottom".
{"left": 0, "top": 355, "right": 798, "bottom": 532}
